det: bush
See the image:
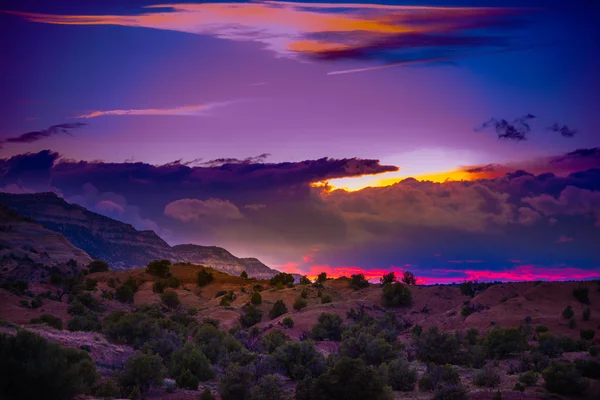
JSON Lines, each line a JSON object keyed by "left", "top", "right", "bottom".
{"left": 535, "top": 325, "right": 549, "bottom": 333}
{"left": 519, "top": 370, "right": 538, "bottom": 386}
{"left": 459, "top": 280, "right": 476, "bottom": 297}
{"left": 93, "top": 378, "right": 121, "bottom": 398}
{"left": 311, "top": 313, "right": 343, "bottom": 341}
{"left": 380, "top": 273, "right": 395, "bottom": 285}
{"left": 583, "top": 307, "right": 591, "bottom": 321}
{"left": 88, "top": 260, "right": 110, "bottom": 273}
{"left": 307, "top": 357, "right": 391, "bottom": 400}
{"left": 161, "top": 290, "right": 180, "bottom": 309}
{"left": 574, "top": 358, "right": 600, "bottom": 379}
{"left": 103, "top": 312, "right": 160, "bottom": 348}
{"left": 273, "top": 340, "right": 326, "bottom": 380}
{"left": 573, "top": 286, "right": 590, "bottom": 304}
{"left": 269, "top": 272, "right": 294, "bottom": 287}
{"left": 402, "top": 271, "right": 416, "bottom": 285}
{"left": 240, "top": 305, "right": 263, "bottom": 328}
{"left": 418, "top": 364, "right": 460, "bottom": 391}
{"left": 240, "top": 271, "right": 248, "bottom": 279}
{"left": 146, "top": 259, "right": 171, "bottom": 278}
{"left": 67, "top": 313, "right": 101, "bottom": 332}
{"left": 542, "top": 361, "right": 588, "bottom": 395}
{"left": 293, "top": 297, "right": 308, "bottom": 311}
{"left": 513, "top": 382, "right": 525, "bottom": 392}
{"left": 30, "top": 314, "right": 63, "bottom": 330}
{"left": 473, "top": 364, "right": 501, "bottom": 387}
{"left": 119, "top": 351, "right": 167, "bottom": 395}
{"left": 197, "top": 269, "right": 214, "bottom": 287}
{"left": 580, "top": 329, "right": 595, "bottom": 341}
{"left": 349, "top": 274, "right": 370, "bottom": 290}
{"left": 30, "top": 297, "right": 43, "bottom": 309}
{"left": 270, "top": 300, "right": 288, "bottom": 319}
{"left": 321, "top": 295, "right": 332, "bottom": 304}
{"left": 589, "top": 345, "right": 600, "bottom": 356}
{"left": 200, "top": 388, "right": 216, "bottom": 400}
{"left": 0, "top": 279, "right": 28, "bottom": 295}
{"left": 569, "top": 317, "right": 576, "bottom": 329}
{"left": 317, "top": 272, "right": 327, "bottom": 283}
{"left": 0, "top": 330, "right": 97, "bottom": 400}
{"left": 381, "top": 282, "right": 412, "bottom": 307}
{"left": 414, "top": 327, "right": 464, "bottom": 365}
{"left": 262, "top": 329, "right": 290, "bottom": 353}
{"left": 115, "top": 284, "right": 134, "bottom": 303}
{"left": 562, "top": 305, "right": 574, "bottom": 319}
{"left": 484, "top": 327, "right": 529, "bottom": 358}
{"left": 219, "top": 291, "right": 236, "bottom": 306}
{"left": 282, "top": 317, "right": 294, "bottom": 328}
{"left": 85, "top": 278, "right": 98, "bottom": 291}
{"left": 432, "top": 385, "right": 469, "bottom": 400}
{"left": 107, "top": 278, "right": 116, "bottom": 288}
{"left": 300, "top": 288, "right": 308, "bottom": 299}
{"left": 251, "top": 291, "right": 262, "bottom": 305}
{"left": 170, "top": 342, "right": 213, "bottom": 386}
{"left": 384, "top": 358, "right": 417, "bottom": 391}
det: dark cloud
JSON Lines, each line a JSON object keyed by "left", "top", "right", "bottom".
{"left": 551, "top": 147, "right": 600, "bottom": 164}
{"left": 199, "top": 153, "right": 271, "bottom": 167}
{"left": 547, "top": 123, "right": 577, "bottom": 138}
{"left": 476, "top": 114, "right": 536, "bottom": 141}
{"left": 0, "top": 123, "right": 86, "bottom": 148}
{"left": 465, "top": 164, "right": 498, "bottom": 173}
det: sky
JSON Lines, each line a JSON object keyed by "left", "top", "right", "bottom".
{"left": 1, "top": 0, "right": 599, "bottom": 283}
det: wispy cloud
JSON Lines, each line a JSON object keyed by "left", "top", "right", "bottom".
{"left": 75, "top": 102, "right": 233, "bottom": 118}
{"left": 0, "top": 123, "right": 86, "bottom": 148}
{"left": 8, "top": 2, "right": 529, "bottom": 71}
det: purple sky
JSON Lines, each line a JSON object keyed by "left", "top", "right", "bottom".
{"left": 1, "top": 1, "right": 599, "bottom": 281}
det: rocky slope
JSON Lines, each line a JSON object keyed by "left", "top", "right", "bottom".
{"left": 0, "top": 205, "right": 92, "bottom": 281}
{"left": 0, "top": 193, "right": 276, "bottom": 278}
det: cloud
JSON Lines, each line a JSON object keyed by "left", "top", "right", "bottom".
{"left": 200, "top": 153, "right": 271, "bottom": 167}
{"left": 523, "top": 186, "right": 600, "bottom": 226}
{"left": 75, "top": 102, "right": 233, "bottom": 118}
{"left": 0, "top": 123, "right": 86, "bottom": 148}
{"left": 164, "top": 198, "right": 244, "bottom": 221}
{"left": 9, "top": 2, "right": 529, "bottom": 72}
{"left": 556, "top": 235, "right": 573, "bottom": 243}
{"left": 476, "top": 114, "right": 535, "bottom": 141}
{"left": 547, "top": 123, "right": 577, "bottom": 138}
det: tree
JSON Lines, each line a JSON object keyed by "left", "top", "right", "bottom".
{"left": 269, "top": 272, "right": 294, "bottom": 286}
{"left": 270, "top": 300, "right": 288, "bottom": 319}
{"left": 0, "top": 330, "right": 98, "bottom": 400}
{"left": 311, "top": 313, "right": 344, "bottom": 341}
{"left": 573, "top": 286, "right": 590, "bottom": 304}
{"left": 251, "top": 291, "right": 262, "bottom": 305}
{"left": 197, "top": 269, "right": 215, "bottom": 287}
{"left": 29, "top": 314, "right": 63, "bottom": 330}
{"left": 146, "top": 259, "right": 171, "bottom": 278}
{"left": 115, "top": 284, "right": 135, "bottom": 303}
{"left": 170, "top": 342, "right": 213, "bottom": 385}
{"left": 88, "top": 260, "right": 110, "bottom": 273}
{"left": 484, "top": 327, "right": 529, "bottom": 358}
{"left": 562, "top": 305, "right": 574, "bottom": 319}
{"left": 282, "top": 317, "right": 294, "bottom": 328}
{"left": 293, "top": 297, "right": 308, "bottom": 311}
{"left": 381, "top": 282, "right": 412, "bottom": 307}
{"left": 542, "top": 361, "right": 589, "bottom": 395}
{"left": 300, "top": 276, "right": 311, "bottom": 285}
{"left": 240, "top": 271, "right": 248, "bottom": 279}
{"left": 161, "top": 290, "right": 180, "bottom": 309}
{"left": 119, "top": 351, "right": 167, "bottom": 394}
{"left": 349, "top": 274, "right": 370, "bottom": 290}
{"left": 380, "top": 273, "right": 395, "bottom": 285}
{"left": 402, "top": 271, "right": 416, "bottom": 285}
{"left": 383, "top": 358, "right": 417, "bottom": 391}
{"left": 317, "top": 272, "right": 327, "bottom": 283}
{"left": 240, "top": 305, "right": 263, "bottom": 328}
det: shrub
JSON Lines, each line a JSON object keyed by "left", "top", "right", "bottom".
{"left": 535, "top": 325, "right": 549, "bottom": 333}
{"left": 30, "top": 297, "right": 43, "bottom": 309}
{"left": 103, "top": 312, "right": 160, "bottom": 348}
{"left": 219, "top": 291, "right": 236, "bottom": 306}
{"left": 459, "top": 280, "right": 476, "bottom": 297}
{"left": 161, "top": 290, "right": 180, "bottom": 309}
{"left": 562, "top": 305, "right": 574, "bottom": 319}
{"left": 432, "top": 385, "right": 469, "bottom": 400}
{"left": 170, "top": 342, "right": 213, "bottom": 385}
{"left": 381, "top": 282, "right": 412, "bottom": 307}
{"left": 115, "top": 284, "right": 134, "bottom": 303}
{"left": 67, "top": 313, "right": 101, "bottom": 332}
{"left": 460, "top": 306, "right": 473, "bottom": 317}
{"left": 197, "top": 269, "right": 214, "bottom": 287}
{"left": 311, "top": 313, "right": 343, "bottom": 341}
{"left": 308, "top": 357, "right": 391, "bottom": 400}
{"left": 273, "top": 340, "right": 327, "bottom": 380}
{"left": 282, "top": 317, "right": 294, "bottom": 328}
{"left": 152, "top": 280, "right": 167, "bottom": 293}
{"left": 542, "top": 361, "right": 588, "bottom": 395}
{"left": 583, "top": 307, "right": 591, "bottom": 321}
{"left": 414, "top": 327, "right": 463, "bottom": 365}
{"left": 513, "top": 382, "right": 525, "bottom": 391}
{"left": 200, "top": 388, "right": 216, "bottom": 400}
{"left": 0, "top": 330, "right": 98, "bottom": 400}
{"left": 574, "top": 358, "right": 600, "bottom": 379}
{"left": 175, "top": 368, "right": 198, "bottom": 390}
{"left": 293, "top": 297, "right": 308, "bottom": 311}
{"left": 380, "top": 272, "right": 395, "bottom": 285}
{"left": 240, "top": 271, "right": 248, "bottom": 279}
{"left": 119, "top": 351, "right": 167, "bottom": 395}
{"left": 239, "top": 305, "right": 263, "bottom": 328}
{"left": 75, "top": 291, "right": 103, "bottom": 312}
{"left": 321, "top": 295, "right": 332, "bottom": 304}
{"left": 569, "top": 317, "right": 576, "bottom": 329}
{"left": 519, "top": 370, "right": 538, "bottom": 386}
{"left": 484, "top": 327, "right": 529, "bottom": 358}
{"left": 30, "top": 314, "right": 63, "bottom": 330}
{"left": 270, "top": 300, "right": 288, "bottom": 319}
{"left": 349, "top": 274, "right": 370, "bottom": 290}
{"left": 107, "top": 278, "right": 116, "bottom": 288}
{"left": 0, "top": 279, "right": 28, "bottom": 295}
{"left": 269, "top": 272, "right": 294, "bottom": 287}
{"left": 580, "top": 329, "right": 595, "bottom": 341}
{"left": 418, "top": 364, "right": 460, "bottom": 391}
{"left": 402, "top": 271, "right": 416, "bottom": 285}
{"left": 384, "top": 358, "right": 417, "bottom": 391}
{"left": 300, "top": 288, "right": 308, "bottom": 298}
{"left": 215, "top": 290, "right": 227, "bottom": 298}
{"left": 88, "top": 260, "right": 110, "bottom": 273}
{"left": 473, "top": 364, "right": 501, "bottom": 387}
{"left": 146, "top": 259, "right": 171, "bottom": 278}
{"left": 84, "top": 278, "right": 98, "bottom": 291}
{"left": 589, "top": 345, "right": 600, "bottom": 356}
{"left": 251, "top": 291, "right": 262, "bottom": 305}
{"left": 573, "top": 286, "right": 590, "bottom": 304}
{"left": 262, "top": 329, "right": 290, "bottom": 353}
{"left": 93, "top": 378, "right": 121, "bottom": 398}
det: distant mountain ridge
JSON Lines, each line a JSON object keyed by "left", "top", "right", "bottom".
{"left": 0, "top": 192, "right": 278, "bottom": 279}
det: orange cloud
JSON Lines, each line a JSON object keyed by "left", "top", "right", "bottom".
{"left": 75, "top": 102, "right": 233, "bottom": 118}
